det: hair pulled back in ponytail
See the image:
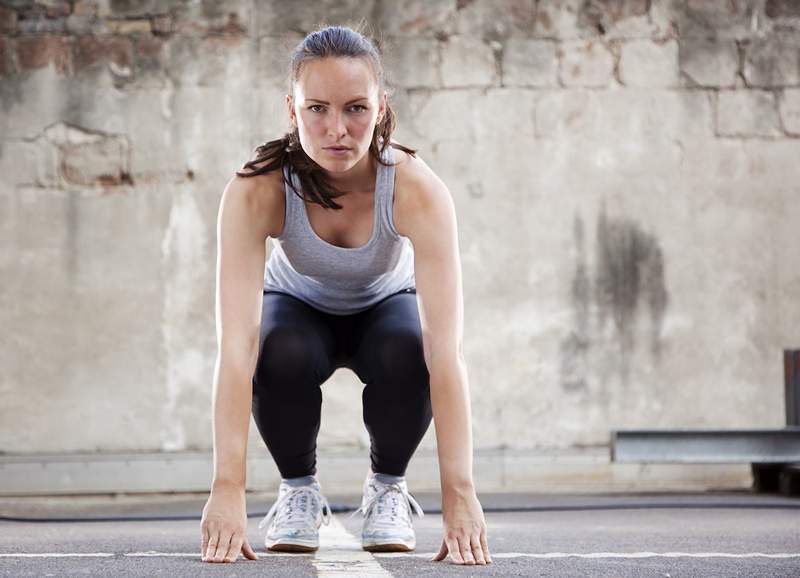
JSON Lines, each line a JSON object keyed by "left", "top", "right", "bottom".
{"left": 236, "top": 22, "right": 417, "bottom": 210}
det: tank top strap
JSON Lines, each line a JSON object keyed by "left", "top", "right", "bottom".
{"left": 280, "top": 162, "right": 302, "bottom": 238}
{"left": 376, "top": 145, "right": 396, "bottom": 237}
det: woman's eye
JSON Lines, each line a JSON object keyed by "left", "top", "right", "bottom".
{"left": 308, "top": 104, "right": 366, "bottom": 113}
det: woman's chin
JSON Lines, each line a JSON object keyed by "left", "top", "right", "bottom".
{"left": 314, "top": 151, "right": 361, "bottom": 172}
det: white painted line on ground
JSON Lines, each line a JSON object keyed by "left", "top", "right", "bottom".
{"left": 373, "top": 551, "right": 800, "bottom": 559}
{"left": 125, "top": 551, "right": 313, "bottom": 557}
{"left": 0, "top": 553, "right": 115, "bottom": 558}
{"left": 2, "top": 551, "right": 799, "bottom": 560}
{"left": 313, "top": 515, "right": 393, "bottom": 577}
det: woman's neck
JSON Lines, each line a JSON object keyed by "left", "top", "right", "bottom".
{"left": 324, "top": 150, "right": 377, "bottom": 194}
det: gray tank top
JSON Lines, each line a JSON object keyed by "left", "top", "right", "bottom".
{"left": 263, "top": 144, "right": 416, "bottom": 315}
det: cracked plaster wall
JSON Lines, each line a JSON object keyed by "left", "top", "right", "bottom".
{"left": 1, "top": 0, "right": 798, "bottom": 456}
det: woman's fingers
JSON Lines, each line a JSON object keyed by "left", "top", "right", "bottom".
{"left": 480, "top": 528, "right": 493, "bottom": 563}
{"left": 447, "top": 535, "right": 466, "bottom": 564}
{"left": 200, "top": 527, "right": 210, "bottom": 561}
{"left": 204, "top": 528, "right": 220, "bottom": 562}
{"left": 211, "top": 530, "right": 233, "bottom": 562}
{"left": 458, "top": 534, "right": 476, "bottom": 564}
{"left": 470, "top": 532, "right": 486, "bottom": 564}
{"left": 433, "top": 533, "right": 490, "bottom": 565}
{"left": 241, "top": 538, "right": 260, "bottom": 560}
{"left": 222, "top": 533, "right": 241, "bottom": 563}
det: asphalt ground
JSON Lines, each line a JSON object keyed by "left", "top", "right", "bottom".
{"left": 1, "top": 489, "right": 799, "bottom": 577}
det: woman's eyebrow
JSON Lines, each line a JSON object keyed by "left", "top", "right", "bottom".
{"left": 305, "top": 97, "right": 368, "bottom": 104}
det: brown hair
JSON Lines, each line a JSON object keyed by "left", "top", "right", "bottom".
{"left": 236, "top": 23, "right": 417, "bottom": 210}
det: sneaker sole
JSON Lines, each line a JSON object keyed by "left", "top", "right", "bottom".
{"left": 266, "top": 538, "right": 319, "bottom": 553}
{"left": 362, "top": 539, "right": 415, "bottom": 552}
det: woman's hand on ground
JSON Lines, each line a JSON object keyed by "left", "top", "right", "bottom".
{"left": 200, "top": 482, "right": 260, "bottom": 563}
{"left": 431, "top": 486, "right": 492, "bottom": 565}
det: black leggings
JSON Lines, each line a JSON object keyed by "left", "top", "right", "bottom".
{"left": 251, "top": 287, "right": 433, "bottom": 479}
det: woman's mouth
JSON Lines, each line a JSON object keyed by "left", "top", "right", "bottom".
{"left": 325, "top": 146, "right": 351, "bottom": 155}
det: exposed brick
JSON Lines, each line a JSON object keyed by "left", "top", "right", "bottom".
{"left": 766, "top": 0, "right": 800, "bottom": 19}
{"left": 558, "top": 39, "right": 615, "bottom": 87}
{"left": 40, "top": 122, "right": 130, "bottom": 187}
{"left": 453, "top": 0, "right": 537, "bottom": 39}
{"left": 172, "top": 1, "right": 251, "bottom": 37}
{"left": 44, "top": 1, "right": 72, "bottom": 19}
{"left": 577, "top": 0, "right": 648, "bottom": 35}
{"left": 381, "top": 36, "right": 438, "bottom": 88}
{"left": 72, "top": 1, "right": 99, "bottom": 17}
{"left": 17, "top": 16, "right": 67, "bottom": 34}
{"left": 65, "top": 13, "right": 98, "bottom": 35}
{"left": 716, "top": 90, "right": 782, "bottom": 137}
{"left": 440, "top": 36, "right": 497, "bottom": 88}
{"left": 0, "top": 5, "right": 18, "bottom": 33}
{"left": 0, "top": 37, "right": 10, "bottom": 77}
{"left": 61, "top": 137, "right": 129, "bottom": 186}
{"left": 680, "top": 0, "right": 757, "bottom": 39}
{"left": 208, "top": 12, "right": 247, "bottom": 35}
{"left": 15, "top": 35, "right": 71, "bottom": 75}
{"left": 378, "top": 0, "right": 452, "bottom": 37}
{"left": 15, "top": 2, "right": 47, "bottom": 21}
{"left": 132, "top": 36, "right": 161, "bottom": 61}
{"left": 502, "top": 38, "right": 557, "bottom": 87}
{"left": 15, "top": 1, "right": 70, "bottom": 33}
{"left": 779, "top": 88, "right": 800, "bottom": 135}
{"left": 743, "top": 39, "right": 800, "bottom": 88}
{"left": 535, "top": 0, "right": 582, "bottom": 38}
{"left": 619, "top": 39, "right": 679, "bottom": 88}
{"left": 679, "top": 39, "right": 739, "bottom": 88}
{"left": 108, "top": 0, "right": 160, "bottom": 19}
{"left": 73, "top": 35, "right": 133, "bottom": 73}
{"left": 534, "top": 0, "right": 655, "bottom": 40}
{"left": 151, "top": 14, "right": 173, "bottom": 35}
{"left": 106, "top": 18, "right": 151, "bottom": 34}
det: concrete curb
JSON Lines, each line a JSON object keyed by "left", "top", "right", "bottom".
{"left": 0, "top": 448, "right": 753, "bottom": 496}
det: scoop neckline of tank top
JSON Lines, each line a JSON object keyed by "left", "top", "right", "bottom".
{"left": 298, "top": 153, "right": 384, "bottom": 252}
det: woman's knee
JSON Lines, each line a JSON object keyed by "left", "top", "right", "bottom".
{"left": 368, "top": 325, "right": 429, "bottom": 382}
{"left": 254, "top": 324, "right": 330, "bottom": 384}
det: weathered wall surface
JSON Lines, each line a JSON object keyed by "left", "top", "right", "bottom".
{"left": 1, "top": 0, "right": 798, "bottom": 458}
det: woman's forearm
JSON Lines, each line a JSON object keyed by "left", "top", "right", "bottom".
{"left": 210, "top": 354, "right": 255, "bottom": 489}
{"left": 429, "top": 357, "right": 475, "bottom": 492}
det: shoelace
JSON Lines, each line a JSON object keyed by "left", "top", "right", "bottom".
{"left": 347, "top": 481, "right": 425, "bottom": 528}
{"left": 258, "top": 485, "right": 332, "bottom": 531}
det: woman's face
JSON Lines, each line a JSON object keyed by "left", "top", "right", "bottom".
{"left": 287, "top": 57, "right": 387, "bottom": 174}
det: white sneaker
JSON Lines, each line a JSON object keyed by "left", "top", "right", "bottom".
{"left": 348, "top": 472, "right": 424, "bottom": 552}
{"left": 258, "top": 477, "right": 332, "bottom": 552}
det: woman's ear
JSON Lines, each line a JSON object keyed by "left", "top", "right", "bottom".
{"left": 286, "top": 94, "right": 296, "bottom": 127}
{"left": 377, "top": 90, "right": 388, "bottom": 123}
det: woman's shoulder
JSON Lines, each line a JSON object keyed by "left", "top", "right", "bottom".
{"left": 391, "top": 144, "right": 448, "bottom": 237}
{"left": 227, "top": 163, "right": 286, "bottom": 239}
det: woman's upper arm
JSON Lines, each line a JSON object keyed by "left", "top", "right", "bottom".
{"left": 215, "top": 174, "right": 277, "bottom": 368}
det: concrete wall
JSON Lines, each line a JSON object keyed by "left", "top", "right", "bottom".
{"left": 1, "top": 0, "right": 798, "bottom": 460}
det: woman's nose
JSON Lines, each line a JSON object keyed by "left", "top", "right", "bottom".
{"left": 327, "top": 112, "right": 347, "bottom": 137}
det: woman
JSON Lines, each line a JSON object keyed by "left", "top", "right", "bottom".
{"left": 200, "top": 24, "right": 492, "bottom": 566}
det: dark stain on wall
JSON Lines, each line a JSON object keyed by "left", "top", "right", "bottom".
{"left": 559, "top": 203, "right": 669, "bottom": 392}
{"left": 559, "top": 213, "right": 592, "bottom": 392}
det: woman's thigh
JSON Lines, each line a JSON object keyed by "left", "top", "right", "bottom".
{"left": 346, "top": 291, "right": 429, "bottom": 384}
{"left": 253, "top": 291, "right": 339, "bottom": 388}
